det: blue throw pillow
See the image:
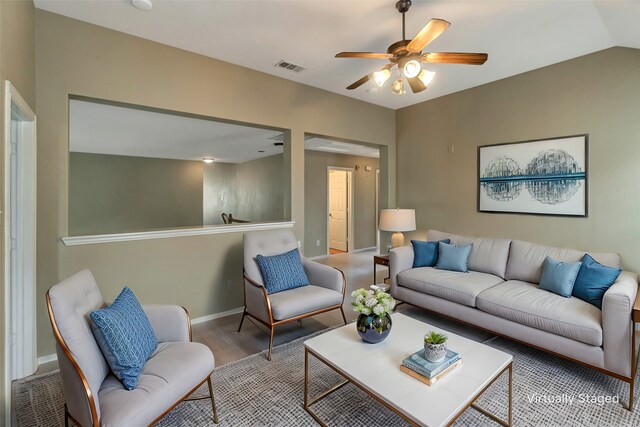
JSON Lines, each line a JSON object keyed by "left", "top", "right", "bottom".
{"left": 539, "top": 257, "right": 582, "bottom": 298}
{"left": 411, "top": 239, "right": 450, "bottom": 268}
{"left": 435, "top": 242, "right": 472, "bottom": 273}
{"left": 256, "top": 248, "right": 310, "bottom": 295}
{"left": 572, "top": 254, "right": 622, "bottom": 308}
{"left": 90, "top": 287, "right": 157, "bottom": 390}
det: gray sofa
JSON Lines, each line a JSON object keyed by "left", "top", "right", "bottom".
{"left": 390, "top": 229, "right": 639, "bottom": 409}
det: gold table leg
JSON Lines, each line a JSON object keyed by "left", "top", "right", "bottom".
{"left": 466, "top": 363, "right": 513, "bottom": 427}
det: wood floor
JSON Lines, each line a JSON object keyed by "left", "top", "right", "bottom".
{"left": 34, "top": 249, "right": 493, "bottom": 374}
{"left": 193, "top": 249, "right": 494, "bottom": 366}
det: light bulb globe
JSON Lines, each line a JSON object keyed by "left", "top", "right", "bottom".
{"left": 403, "top": 60, "right": 421, "bottom": 78}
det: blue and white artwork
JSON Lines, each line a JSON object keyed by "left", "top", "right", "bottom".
{"left": 478, "top": 135, "right": 587, "bottom": 216}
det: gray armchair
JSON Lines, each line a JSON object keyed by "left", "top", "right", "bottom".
{"left": 46, "top": 269, "right": 219, "bottom": 427}
{"left": 238, "top": 229, "right": 347, "bottom": 360}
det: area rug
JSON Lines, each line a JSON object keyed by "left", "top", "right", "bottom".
{"left": 13, "top": 330, "right": 640, "bottom": 426}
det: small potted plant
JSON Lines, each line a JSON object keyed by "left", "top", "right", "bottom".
{"left": 424, "top": 331, "right": 448, "bottom": 362}
{"left": 351, "top": 288, "right": 396, "bottom": 344}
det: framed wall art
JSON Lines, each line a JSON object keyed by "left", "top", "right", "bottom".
{"left": 478, "top": 134, "right": 588, "bottom": 217}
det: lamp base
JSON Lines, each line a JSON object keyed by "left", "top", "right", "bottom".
{"left": 391, "top": 232, "right": 405, "bottom": 248}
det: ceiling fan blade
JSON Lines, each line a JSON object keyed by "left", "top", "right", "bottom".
{"left": 407, "top": 76, "right": 427, "bottom": 93}
{"left": 346, "top": 74, "right": 373, "bottom": 90}
{"left": 421, "top": 52, "right": 488, "bottom": 65}
{"left": 336, "top": 52, "right": 393, "bottom": 59}
{"left": 406, "top": 19, "right": 451, "bottom": 53}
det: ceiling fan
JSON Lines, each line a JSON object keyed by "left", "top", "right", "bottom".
{"left": 336, "top": 0, "right": 488, "bottom": 94}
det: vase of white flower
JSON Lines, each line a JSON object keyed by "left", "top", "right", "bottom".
{"left": 351, "top": 288, "right": 396, "bottom": 343}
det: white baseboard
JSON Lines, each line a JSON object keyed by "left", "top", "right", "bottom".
{"left": 351, "top": 246, "right": 377, "bottom": 253}
{"left": 190, "top": 306, "right": 244, "bottom": 325}
{"left": 36, "top": 306, "right": 246, "bottom": 366}
{"left": 307, "top": 246, "right": 378, "bottom": 261}
{"left": 37, "top": 353, "right": 57, "bottom": 366}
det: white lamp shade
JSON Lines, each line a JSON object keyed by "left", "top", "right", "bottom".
{"left": 378, "top": 209, "right": 416, "bottom": 232}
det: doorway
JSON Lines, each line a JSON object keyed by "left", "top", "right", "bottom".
{"left": 327, "top": 167, "right": 353, "bottom": 254}
{"left": 3, "top": 81, "right": 37, "bottom": 424}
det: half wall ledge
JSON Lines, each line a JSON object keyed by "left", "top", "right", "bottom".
{"left": 61, "top": 221, "right": 295, "bottom": 246}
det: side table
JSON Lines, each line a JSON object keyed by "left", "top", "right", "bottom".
{"left": 373, "top": 254, "right": 390, "bottom": 284}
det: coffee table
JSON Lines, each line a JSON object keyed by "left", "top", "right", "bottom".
{"left": 304, "top": 313, "right": 512, "bottom": 426}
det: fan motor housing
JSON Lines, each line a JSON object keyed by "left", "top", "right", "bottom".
{"left": 387, "top": 40, "right": 414, "bottom": 59}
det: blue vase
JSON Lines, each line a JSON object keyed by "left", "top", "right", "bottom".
{"left": 356, "top": 313, "right": 392, "bottom": 343}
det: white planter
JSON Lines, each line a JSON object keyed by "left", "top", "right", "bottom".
{"left": 424, "top": 341, "right": 447, "bottom": 363}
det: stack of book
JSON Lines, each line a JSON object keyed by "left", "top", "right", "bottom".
{"left": 400, "top": 348, "right": 462, "bottom": 386}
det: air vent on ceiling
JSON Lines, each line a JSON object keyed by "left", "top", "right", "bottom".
{"left": 274, "top": 60, "right": 306, "bottom": 73}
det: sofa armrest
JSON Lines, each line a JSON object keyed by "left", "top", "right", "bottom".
{"left": 143, "top": 305, "right": 191, "bottom": 343}
{"left": 302, "top": 259, "right": 345, "bottom": 295}
{"left": 602, "top": 271, "right": 639, "bottom": 377}
{"left": 389, "top": 246, "right": 414, "bottom": 296}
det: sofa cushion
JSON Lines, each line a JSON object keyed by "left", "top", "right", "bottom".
{"left": 573, "top": 254, "right": 622, "bottom": 309}
{"left": 98, "top": 341, "right": 214, "bottom": 427}
{"left": 476, "top": 280, "right": 602, "bottom": 346}
{"left": 411, "top": 239, "right": 449, "bottom": 268}
{"left": 539, "top": 257, "right": 582, "bottom": 298}
{"left": 436, "top": 242, "right": 472, "bottom": 273}
{"left": 90, "top": 287, "right": 158, "bottom": 390}
{"left": 268, "top": 285, "right": 343, "bottom": 320}
{"left": 505, "top": 239, "right": 621, "bottom": 284}
{"left": 397, "top": 267, "right": 504, "bottom": 307}
{"left": 427, "top": 230, "right": 511, "bottom": 279}
{"left": 256, "top": 248, "right": 310, "bottom": 294}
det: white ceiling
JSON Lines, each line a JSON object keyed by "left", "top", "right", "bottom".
{"left": 69, "top": 99, "right": 378, "bottom": 162}
{"left": 36, "top": 1, "right": 640, "bottom": 110}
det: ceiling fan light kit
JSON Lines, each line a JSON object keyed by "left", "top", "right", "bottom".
{"left": 391, "top": 78, "right": 406, "bottom": 95}
{"left": 373, "top": 69, "right": 392, "bottom": 87}
{"left": 335, "top": 0, "right": 487, "bottom": 95}
{"left": 402, "top": 58, "right": 422, "bottom": 78}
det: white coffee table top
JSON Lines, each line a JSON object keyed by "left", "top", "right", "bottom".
{"left": 304, "top": 313, "right": 512, "bottom": 427}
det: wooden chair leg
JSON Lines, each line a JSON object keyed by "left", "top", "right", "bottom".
{"left": 237, "top": 310, "right": 246, "bottom": 332}
{"left": 207, "top": 376, "right": 219, "bottom": 423}
{"left": 267, "top": 326, "right": 275, "bottom": 361}
{"left": 340, "top": 307, "right": 347, "bottom": 325}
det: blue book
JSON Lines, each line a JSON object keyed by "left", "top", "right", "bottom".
{"left": 402, "top": 349, "right": 460, "bottom": 378}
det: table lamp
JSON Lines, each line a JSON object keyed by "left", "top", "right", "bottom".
{"left": 379, "top": 208, "right": 416, "bottom": 248}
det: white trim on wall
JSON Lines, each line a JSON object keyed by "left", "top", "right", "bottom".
{"left": 4, "top": 81, "right": 37, "bottom": 427}
{"left": 62, "top": 221, "right": 295, "bottom": 246}
{"left": 351, "top": 246, "right": 377, "bottom": 253}
{"left": 190, "top": 306, "right": 244, "bottom": 325}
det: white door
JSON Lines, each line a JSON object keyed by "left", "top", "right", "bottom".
{"left": 329, "top": 170, "right": 348, "bottom": 252}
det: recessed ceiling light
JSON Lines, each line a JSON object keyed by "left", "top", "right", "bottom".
{"left": 131, "top": 0, "right": 152, "bottom": 11}
{"left": 202, "top": 157, "right": 215, "bottom": 164}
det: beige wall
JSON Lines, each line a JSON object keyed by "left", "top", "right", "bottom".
{"left": 304, "top": 150, "right": 380, "bottom": 258}
{"left": 69, "top": 153, "right": 204, "bottom": 235}
{"left": 0, "top": 0, "right": 36, "bottom": 418}
{"left": 396, "top": 47, "right": 640, "bottom": 271}
{"left": 204, "top": 154, "right": 285, "bottom": 225}
{"left": 35, "top": 10, "right": 395, "bottom": 357}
